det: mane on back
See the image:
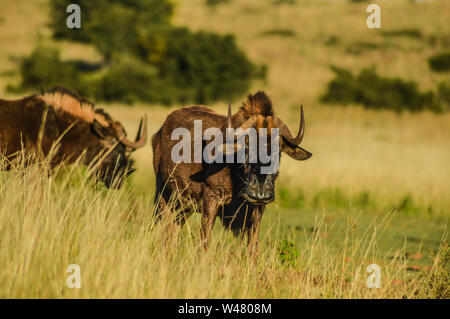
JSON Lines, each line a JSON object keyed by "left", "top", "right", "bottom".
{"left": 37, "top": 86, "right": 110, "bottom": 126}
{"left": 241, "top": 91, "right": 274, "bottom": 118}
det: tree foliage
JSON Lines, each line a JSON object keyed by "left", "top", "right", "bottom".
{"left": 14, "top": 0, "right": 263, "bottom": 105}
{"left": 428, "top": 52, "right": 450, "bottom": 73}
{"left": 321, "top": 66, "right": 445, "bottom": 113}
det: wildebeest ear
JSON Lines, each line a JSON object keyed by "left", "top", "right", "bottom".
{"left": 281, "top": 141, "right": 312, "bottom": 161}
{"left": 91, "top": 119, "right": 110, "bottom": 139}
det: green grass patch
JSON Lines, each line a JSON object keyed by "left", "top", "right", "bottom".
{"left": 277, "top": 186, "right": 444, "bottom": 221}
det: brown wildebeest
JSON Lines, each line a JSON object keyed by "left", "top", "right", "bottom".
{"left": 0, "top": 86, "right": 147, "bottom": 188}
{"left": 152, "top": 91, "right": 312, "bottom": 252}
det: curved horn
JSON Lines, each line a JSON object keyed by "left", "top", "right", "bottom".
{"left": 227, "top": 101, "right": 232, "bottom": 128}
{"left": 274, "top": 105, "right": 305, "bottom": 146}
{"left": 121, "top": 115, "right": 147, "bottom": 150}
{"left": 230, "top": 115, "right": 257, "bottom": 141}
{"left": 238, "top": 115, "right": 257, "bottom": 131}
{"left": 225, "top": 102, "right": 256, "bottom": 139}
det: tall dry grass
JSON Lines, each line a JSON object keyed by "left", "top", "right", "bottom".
{"left": 0, "top": 156, "right": 445, "bottom": 298}
{"left": 0, "top": 0, "right": 449, "bottom": 298}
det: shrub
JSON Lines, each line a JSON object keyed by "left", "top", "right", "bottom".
{"left": 206, "top": 0, "right": 230, "bottom": 5}
{"left": 428, "top": 52, "right": 450, "bottom": 73}
{"left": 438, "top": 81, "right": 450, "bottom": 107}
{"left": 325, "top": 35, "right": 340, "bottom": 46}
{"left": 96, "top": 57, "right": 165, "bottom": 104}
{"left": 12, "top": 45, "right": 90, "bottom": 95}
{"left": 272, "top": 0, "right": 297, "bottom": 5}
{"left": 260, "top": 29, "right": 295, "bottom": 37}
{"left": 381, "top": 28, "right": 422, "bottom": 39}
{"left": 139, "top": 27, "right": 264, "bottom": 104}
{"left": 345, "top": 41, "right": 385, "bottom": 55}
{"left": 50, "top": 0, "right": 174, "bottom": 61}
{"left": 321, "top": 66, "right": 443, "bottom": 113}
{"left": 14, "top": 1, "right": 262, "bottom": 105}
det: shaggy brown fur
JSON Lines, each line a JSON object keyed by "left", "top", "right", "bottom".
{"left": 241, "top": 91, "right": 274, "bottom": 117}
{"left": 0, "top": 86, "right": 136, "bottom": 188}
{"left": 152, "top": 91, "right": 312, "bottom": 253}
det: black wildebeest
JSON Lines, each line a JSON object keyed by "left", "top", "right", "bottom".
{"left": 0, "top": 86, "right": 147, "bottom": 188}
{"left": 152, "top": 91, "right": 312, "bottom": 252}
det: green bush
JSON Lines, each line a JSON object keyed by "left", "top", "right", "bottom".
{"left": 381, "top": 28, "right": 422, "bottom": 39}
{"left": 272, "top": 0, "right": 297, "bottom": 5}
{"left": 11, "top": 45, "right": 89, "bottom": 95}
{"left": 96, "top": 57, "right": 165, "bottom": 104}
{"left": 345, "top": 41, "right": 386, "bottom": 55}
{"left": 260, "top": 29, "right": 295, "bottom": 37}
{"left": 438, "top": 81, "right": 450, "bottom": 108}
{"left": 152, "top": 27, "right": 263, "bottom": 104}
{"left": 14, "top": 0, "right": 262, "bottom": 105}
{"left": 428, "top": 52, "right": 450, "bottom": 72}
{"left": 325, "top": 35, "right": 340, "bottom": 46}
{"left": 50, "top": 0, "right": 174, "bottom": 61}
{"left": 321, "top": 66, "right": 443, "bottom": 113}
{"left": 206, "top": 0, "right": 230, "bottom": 5}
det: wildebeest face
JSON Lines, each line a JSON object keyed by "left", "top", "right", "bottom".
{"left": 91, "top": 116, "right": 147, "bottom": 189}
{"left": 96, "top": 143, "right": 135, "bottom": 189}
{"left": 225, "top": 101, "right": 312, "bottom": 204}
{"left": 242, "top": 161, "right": 278, "bottom": 204}
{"left": 237, "top": 132, "right": 279, "bottom": 204}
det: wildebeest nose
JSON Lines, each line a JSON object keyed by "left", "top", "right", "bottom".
{"left": 257, "top": 189, "right": 270, "bottom": 200}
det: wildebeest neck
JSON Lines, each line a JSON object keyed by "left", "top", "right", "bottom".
{"left": 53, "top": 112, "right": 105, "bottom": 165}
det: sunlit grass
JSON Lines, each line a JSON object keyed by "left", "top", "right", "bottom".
{"left": 0, "top": 157, "right": 446, "bottom": 298}
{"left": 0, "top": 0, "right": 449, "bottom": 298}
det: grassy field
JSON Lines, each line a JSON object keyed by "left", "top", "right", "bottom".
{"left": 0, "top": 0, "right": 449, "bottom": 298}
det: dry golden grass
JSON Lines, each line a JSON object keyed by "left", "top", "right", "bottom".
{"left": 0, "top": 0, "right": 448, "bottom": 298}
{"left": 0, "top": 157, "right": 445, "bottom": 298}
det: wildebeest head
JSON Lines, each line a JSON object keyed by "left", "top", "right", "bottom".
{"left": 91, "top": 112, "right": 147, "bottom": 189}
{"left": 38, "top": 86, "right": 148, "bottom": 189}
{"left": 224, "top": 92, "right": 312, "bottom": 204}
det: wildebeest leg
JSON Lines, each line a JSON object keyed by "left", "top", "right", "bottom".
{"left": 247, "top": 205, "right": 264, "bottom": 257}
{"left": 154, "top": 172, "right": 171, "bottom": 220}
{"left": 200, "top": 193, "right": 220, "bottom": 251}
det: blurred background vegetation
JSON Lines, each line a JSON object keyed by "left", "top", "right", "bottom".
{"left": 9, "top": 0, "right": 264, "bottom": 105}
{"left": 1, "top": 0, "right": 449, "bottom": 218}
{"left": 4, "top": 0, "right": 450, "bottom": 112}
{"left": 0, "top": 0, "right": 449, "bottom": 298}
